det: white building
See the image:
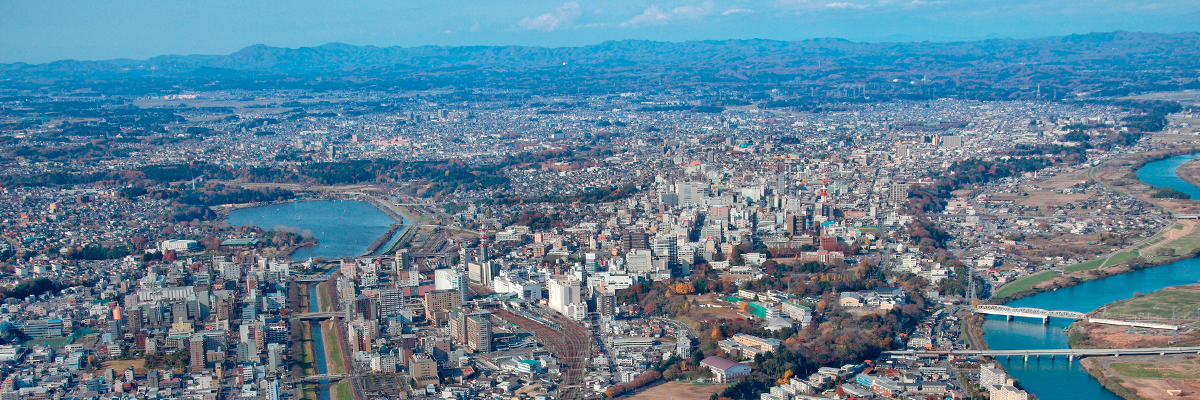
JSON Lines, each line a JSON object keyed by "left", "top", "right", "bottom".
{"left": 158, "top": 239, "right": 198, "bottom": 252}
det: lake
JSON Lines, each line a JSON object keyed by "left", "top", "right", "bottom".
{"left": 225, "top": 200, "right": 397, "bottom": 261}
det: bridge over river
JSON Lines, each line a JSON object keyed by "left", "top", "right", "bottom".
{"left": 886, "top": 346, "right": 1200, "bottom": 362}
{"left": 973, "top": 305, "right": 1179, "bottom": 330}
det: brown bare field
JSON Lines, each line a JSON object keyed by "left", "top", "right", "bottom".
{"left": 627, "top": 381, "right": 728, "bottom": 400}
{"left": 101, "top": 359, "right": 147, "bottom": 377}
{"left": 1081, "top": 322, "right": 1200, "bottom": 348}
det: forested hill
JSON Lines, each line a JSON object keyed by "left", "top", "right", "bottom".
{"left": 3, "top": 31, "right": 1199, "bottom": 97}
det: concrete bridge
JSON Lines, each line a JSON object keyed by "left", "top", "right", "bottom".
{"left": 294, "top": 275, "right": 333, "bottom": 283}
{"left": 886, "top": 346, "right": 1200, "bottom": 362}
{"left": 973, "top": 305, "right": 1180, "bottom": 329}
{"left": 291, "top": 312, "right": 344, "bottom": 320}
{"left": 290, "top": 374, "right": 346, "bottom": 383}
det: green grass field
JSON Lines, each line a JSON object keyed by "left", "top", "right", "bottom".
{"left": 316, "top": 281, "right": 333, "bottom": 312}
{"left": 1146, "top": 228, "right": 1200, "bottom": 263}
{"left": 299, "top": 321, "right": 316, "bottom": 375}
{"left": 24, "top": 336, "right": 72, "bottom": 348}
{"left": 994, "top": 271, "right": 1058, "bottom": 299}
{"left": 1110, "top": 361, "right": 1200, "bottom": 379}
{"left": 332, "top": 380, "right": 355, "bottom": 400}
{"left": 322, "top": 320, "right": 347, "bottom": 375}
{"left": 1102, "top": 250, "right": 1140, "bottom": 268}
{"left": 1066, "top": 258, "right": 1105, "bottom": 272}
{"left": 1106, "top": 286, "right": 1200, "bottom": 320}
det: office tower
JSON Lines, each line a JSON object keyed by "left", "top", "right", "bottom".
{"left": 547, "top": 279, "right": 585, "bottom": 320}
{"left": 596, "top": 293, "right": 616, "bottom": 319}
{"left": 189, "top": 335, "right": 206, "bottom": 372}
{"left": 268, "top": 343, "right": 284, "bottom": 373}
{"left": 434, "top": 269, "right": 468, "bottom": 302}
{"left": 890, "top": 183, "right": 909, "bottom": 204}
{"left": 625, "top": 249, "right": 653, "bottom": 274}
{"left": 379, "top": 288, "right": 405, "bottom": 319}
{"left": 466, "top": 315, "right": 492, "bottom": 353}
{"left": 652, "top": 235, "right": 678, "bottom": 269}
{"left": 468, "top": 261, "right": 497, "bottom": 286}
{"left": 424, "top": 290, "right": 462, "bottom": 326}
{"left": 676, "top": 181, "right": 709, "bottom": 206}
{"left": 622, "top": 231, "right": 650, "bottom": 251}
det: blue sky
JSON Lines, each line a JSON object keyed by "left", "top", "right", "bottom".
{"left": 1, "top": 0, "right": 1198, "bottom": 63}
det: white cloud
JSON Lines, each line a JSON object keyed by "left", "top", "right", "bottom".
{"left": 622, "top": 1, "right": 716, "bottom": 27}
{"left": 826, "top": 2, "right": 868, "bottom": 8}
{"left": 722, "top": 8, "right": 756, "bottom": 15}
{"left": 519, "top": 2, "right": 582, "bottom": 32}
{"left": 906, "top": 0, "right": 945, "bottom": 6}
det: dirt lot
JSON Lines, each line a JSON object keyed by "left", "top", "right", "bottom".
{"left": 101, "top": 359, "right": 147, "bottom": 377}
{"left": 627, "top": 381, "right": 728, "bottom": 400}
{"left": 1084, "top": 354, "right": 1200, "bottom": 400}
{"left": 1080, "top": 322, "right": 1200, "bottom": 348}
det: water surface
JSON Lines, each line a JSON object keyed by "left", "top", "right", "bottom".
{"left": 984, "top": 153, "right": 1200, "bottom": 399}
{"left": 226, "top": 200, "right": 396, "bottom": 260}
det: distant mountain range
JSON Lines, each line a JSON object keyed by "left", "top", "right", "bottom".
{"left": 3, "top": 31, "right": 1198, "bottom": 98}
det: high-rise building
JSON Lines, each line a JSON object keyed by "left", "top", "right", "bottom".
{"left": 625, "top": 249, "right": 653, "bottom": 274}
{"left": 940, "top": 135, "right": 963, "bottom": 148}
{"left": 466, "top": 315, "right": 492, "bottom": 353}
{"left": 424, "top": 290, "right": 462, "bottom": 326}
{"left": 652, "top": 235, "right": 678, "bottom": 269}
{"left": 189, "top": 335, "right": 206, "bottom": 372}
{"left": 676, "top": 181, "right": 709, "bottom": 206}
{"left": 890, "top": 183, "right": 910, "bottom": 204}
{"left": 410, "top": 355, "right": 439, "bottom": 386}
{"left": 621, "top": 231, "right": 650, "bottom": 251}
{"left": 434, "top": 269, "right": 468, "bottom": 302}
{"left": 547, "top": 279, "right": 585, "bottom": 320}
{"left": 267, "top": 343, "right": 284, "bottom": 373}
{"left": 379, "top": 288, "right": 405, "bottom": 318}
{"left": 468, "top": 261, "right": 498, "bottom": 286}
{"left": 596, "top": 293, "right": 616, "bottom": 319}
{"left": 354, "top": 294, "right": 377, "bottom": 321}
{"left": 125, "top": 306, "right": 144, "bottom": 333}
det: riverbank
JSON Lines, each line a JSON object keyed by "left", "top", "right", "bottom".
{"left": 1069, "top": 285, "right": 1200, "bottom": 400}
{"left": 1177, "top": 159, "right": 1200, "bottom": 192}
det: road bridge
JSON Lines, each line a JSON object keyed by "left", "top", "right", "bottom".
{"left": 294, "top": 275, "right": 333, "bottom": 283}
{"left": 886, "top": 346, "right": 1200, "bottom": 362}
{"left": 288, "top": 374, "right": 347, "bottom": 383}
{"left": 291, "top": 312, "right": 344, "bottom": 320}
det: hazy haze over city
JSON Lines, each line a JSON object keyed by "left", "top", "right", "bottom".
{"left": 2, "top": 0, "right": 1200, "bottom": 63}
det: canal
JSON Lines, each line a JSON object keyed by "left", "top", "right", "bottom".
{"left": 309, "top": 283, "right": 331, "bottom": 400}
{"left": 983, "top": 152, "right": 1200, "bottom": 399}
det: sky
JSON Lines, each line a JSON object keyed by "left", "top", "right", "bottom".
{"left": 1, "top": 0, "right": 1198, "bottom": 64}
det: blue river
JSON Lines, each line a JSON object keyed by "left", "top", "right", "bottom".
{"left": 226, "top": 200, "right": 399, "bottom": 260}
{"left": 309, "top": 284, "right": 331, "bottom": 400}
{"left": 983, "top": 152, "right": 1200, "bottom": 400}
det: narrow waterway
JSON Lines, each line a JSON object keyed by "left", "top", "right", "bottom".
{"left": 983, "top": 153, "right": 1200, "bottom": 399}
{"left": 309, "top": 284, "right": 331, "bottom": 400}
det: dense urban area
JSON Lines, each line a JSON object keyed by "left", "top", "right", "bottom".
{"left": 1, "top": 33, "right": 1200, "bottom": 400}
